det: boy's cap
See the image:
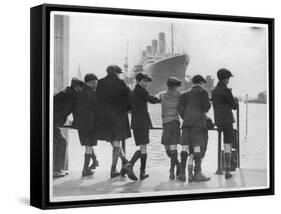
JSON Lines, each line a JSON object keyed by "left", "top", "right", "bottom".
{"left": 106, "top": 65, "right": 123, "bottom": 74}
{"left": 84, "top": 73, "right": 98, "bottom": 82}
{"left": 135, "top": 72, "right": 152, "bottom": 82}
{"left": 192, "top": 75, "right": 206, "bottom": 84}
{"left": 167, "top": 77, "right": 182, "bottom": 87}
{"left": 217, "top": 68, "right": 233, "bottom": 80}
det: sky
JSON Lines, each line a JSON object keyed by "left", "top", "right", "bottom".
{"left": 62, "top": 12, "right": 268, "bottom": 98}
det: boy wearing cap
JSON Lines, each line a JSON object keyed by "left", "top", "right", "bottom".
{"left": 178, "top": 75, "right": 211, "bottom": 182}
{"left": 211, "top": 68, "right": 238, "bottom": 179}
{"left": 53, "top": 78, "right": 84, "bottom": 177}
{"left": 126, "top": 72, "right": 161, "bottom": 180}
{"left": 72, "top": 74, "right": 99, "bottom": 177}
{"left": 159, "top": 77, "right": 182, "bottom": 180}
{"left": 96, "top": 65, "right": 133, "bottom": 179}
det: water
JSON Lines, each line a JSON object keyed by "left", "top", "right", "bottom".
{"left": 67, "top": 102, "right": 268, "bottom": 172}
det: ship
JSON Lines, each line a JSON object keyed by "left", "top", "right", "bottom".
{"left": 132, "top": 24, "right": 189, "bottom": 95}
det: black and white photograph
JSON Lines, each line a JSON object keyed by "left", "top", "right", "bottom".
{"left": 47, "top": 8, "right": 273, "bottom": 204}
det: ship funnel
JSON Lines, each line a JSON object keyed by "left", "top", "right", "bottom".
{"left": 146, "top": 46, "right": 152, "bottom": 55}
{"left": 152, "top": 39, "right": 158, "bottom": 55}
{"left": 159, "top": 32, "right": 166, "bottom": 54}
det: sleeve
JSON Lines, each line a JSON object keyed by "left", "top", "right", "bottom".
{"left": 120, "top": 80, "right": 131, "bottom": 97}
{"left": 138, "top": 88, "right": 161, "bottom": 104}
{"left": 177, "top": 94, "right": 185, "bottom": 119}
{"left": 225, "top": 88, "right": 237, "bottom": 110}
{"left": 201, "top": 90, "right": 211, "bottom": 112}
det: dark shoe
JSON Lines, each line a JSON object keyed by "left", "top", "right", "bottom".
{"left": 178, "top": 172, "right": 186, "bottom": 182}
{"left": 82, "top": 168, "right": 94, "bottom": 177}
{"left": 89, "top": 159, "right": 99, "bottom": 170}
{"left": 176, "top": 162, "right": 181, "bottom": 177}
{"left": 125, "top": 163, "right": 138, "bottom": 181}
{"left": 194, "top": 171, "right": 211, "bottom": 182}
{"left": 110, "top": 169, "right": 121, "bottom": 179}
{"left": 53, "top": 170, "right": 66, "bottom": 178}
{"left": 140, "top": 171, "right": 149, "bottom": 180}
{"left": 169, "top": 169, "right": 175, "bottom": 180}
{"left": 225, "top": 171, "right": 233, "bottom": 179}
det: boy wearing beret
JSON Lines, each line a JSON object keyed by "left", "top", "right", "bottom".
{"left": 126, "top": 73, "right": 161, "bottom": 180}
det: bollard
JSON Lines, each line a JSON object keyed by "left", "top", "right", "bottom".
{"left": 216, "top": 130, "right": 223, "bottom": 175}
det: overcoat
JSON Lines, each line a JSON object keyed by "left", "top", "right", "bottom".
{"left": 211, "top": 81, "right": 237, "bottom": 125}
{"left": 53, "top": 87, "right": 76, "bottom": 126}
{"left": 96, "top": 73, "right": 131, "bottom": 141}
{"left": 178, "top": 85, "right": 211, "bottom": 128}
{"left": 130, "top": 84, "right": 160, "bottom": 129}
{"left": 72, "top": 85, "right": 97, "bottom": 131}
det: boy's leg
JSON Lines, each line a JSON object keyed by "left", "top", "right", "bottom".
{"left": 169, "top": 145, "right": 178, "bottom": 180}
{"left": 193, "top": 146, "right": 210, "bottom": 182}
{"left": 82, "top": 146, "right": 94, "bottom": 177}
{"left": 53, "top": 126, "right": 67, "bottom": 177}
{"left": 224, "top": 143, "right": 232, "bottom": 179}
{"left": 140, "top": 144, "right": 149, "bottom": 180}
{"left": 111, "top": 141, "right": 121, "bottom": 178}
{"left": 222, "top": 123, "right": 234, "bottom": 179}
{"left": 187, "top": 151, "right": 194, "bottom": 182}
{"left": 89, "top": 147, "right": 99, "bottom": 169}
{"left": 178, "top": 145, "right": 188, "bottom": 182}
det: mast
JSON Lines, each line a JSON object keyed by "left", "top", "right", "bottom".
{"left": 124, "top": 42, "right": 129, "bottom": 73}
{"left": 171, "top": 23, "right": 174, "bottom": 55}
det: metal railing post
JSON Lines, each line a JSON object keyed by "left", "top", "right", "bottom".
{"left": 236, "top": 103, "right": 240, "bottom": 168}
{"left": 216, "top": 130, "right": 223, "bottom": 175}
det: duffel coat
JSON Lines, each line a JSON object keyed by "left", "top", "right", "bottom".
{"left": 211, "top": 81, "right": 237, "bottom": 125}
{"left": 130, "top": 84, "right": 160, "bottom": 129}
{"left": 72, "top": 85, "right": 97, "bottom": 131}
{"left": 178, "top": 85, "right": 211, "bottom": 128}
{"left": 96, "top": 73, "right": 131, "bottom": 141}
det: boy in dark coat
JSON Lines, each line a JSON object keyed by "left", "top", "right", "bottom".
{"left": 73, "top": 73, "right": 99, "bottom": 177}
{"left": 159, "top": 77, "right": 182, "bottom": 180}
{"left": 126, "top": 72, "right": 161, "bottom": 180}
{"left": 211, "top": 68, "right": 238, "bottom": 179}
{"left": 96, "top": 65, "right": 133, "bottom": 179}
{"left": 53, "top": 78, "right": 84, "bottom": 177}
{"left": 178, "top": 75, "right": 211, "bottom": 182}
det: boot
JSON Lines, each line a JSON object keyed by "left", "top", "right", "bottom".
{"left": 178, "top": 151, "right": 188, "bottom": 182}
{"left": 89, "top": 152, "right": 99, "bottom": 170}
{"left": 169, "top": 150, "right": 177, "bottom": 180}
{"left": 225, "top": 152, "right": 233, "bottom": 179}
{"left": 82, "top": 154, "right": 94, "bottom": 177}
{"left": 110, "top": 166, "right": 121, "bottom": 178}
{"left": 188, "top": 165, "right": 194, "bottom": 183}
{"left": 124, "top": 150, "right": 140, "bottom": 181}
{"left": 193, "top": 158, "right": 210, "bottom": 182}
{"left": 140, "top": 153, "right": 149, "bottom": 180}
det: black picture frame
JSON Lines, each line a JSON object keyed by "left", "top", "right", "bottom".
{"left": 30, "top": 3, "right": 274, "bottom": 209}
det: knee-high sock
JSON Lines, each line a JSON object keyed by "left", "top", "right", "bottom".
{"left": 180, "top": 151, "right": 188, "bottom": 173}
{"left": 170, "top": 150, "right": 178, "bottom": 171}
{"left": 140, "top": 153, "right": 147, "bottom": 173}
{"left": 225, "top": 152, "right": 231, "bottom": 171}
{"left": 83, "top": 154, "right": 91, "bottom": 170}
{"left": 119, "top": 148, "right": 128, "bottom": 166}
{"left": 112, "top": 147, "right": 120, "bottom": 170}
{"left": 194, "top": 152, "right": 202, "bottom": 173}
{"left": 130, "top": 150, "right": 141, "bottom": 167}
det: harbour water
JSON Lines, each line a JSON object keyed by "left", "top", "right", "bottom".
{"left": 67, "top": 102, "right": 268, "bottom": 172}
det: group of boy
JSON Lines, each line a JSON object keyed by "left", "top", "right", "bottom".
{"left": 53, "top": 64, "right": 238, "bottom": 182}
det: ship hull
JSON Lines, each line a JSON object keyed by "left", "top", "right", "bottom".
{"left": 143, "top": 54, "right": 189, "bottom": 95}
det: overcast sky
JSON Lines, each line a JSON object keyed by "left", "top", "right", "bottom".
{"left": 65, "top": 12, "right": 268, "bottom": 98}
